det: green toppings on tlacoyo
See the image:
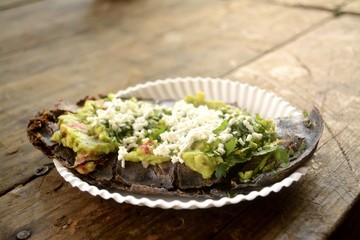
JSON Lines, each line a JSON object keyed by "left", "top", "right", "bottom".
{"left": 50, "top": 92, "right": 291, "bottom": 182}
{"left": 27, "top": 86, "right": 323, "bottom": 198}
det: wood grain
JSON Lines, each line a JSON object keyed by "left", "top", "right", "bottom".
{"left": 228, "top": 14, "right": 360, "bottom": 238}
{"left": 0, "top": 0, "right": 359, "bottom": 239}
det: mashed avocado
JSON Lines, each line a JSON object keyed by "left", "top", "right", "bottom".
{"left": 51, "top": 99, "right": 120, "bottom": 174}
{"left": 124, "top": 140, "right": 170, "bottom": 166}
{"left": 51, "top": 101, "right": 119, "bottom": 155}
{"left": 181, "top": 151, "right": 223, "bottom": 179}
{"left": 184, "top": 91, "right": 228, "bottom": 110}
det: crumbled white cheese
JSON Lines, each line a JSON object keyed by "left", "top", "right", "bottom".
{"left": 238, "top": 137, "right": 245, "bottom": 146}
{"left": 217, "top": 143, "right": 226, "bottom": 155}
{"left": 246, "top": 134, "right": 253, "bottom": 142}
{"left": 118, "top": 146, "right": 128, "bottom": 168}
{"left": 154, "top": 100, "right": 224, "bottom": 163}
{"left": 218, "top": 133, "right": 233, "bottom": 142}
{"left": 88, "top": 96, "right": 268, "bottom": 166}
{"left": 133, "top": 116, "right": 148, "bottom": 131}
{"left": 243, "top": 119, "right": 254, "bottom": 133}
{"left": 86, "top": 98, "right": 170, "bottom": 166}
{"left": 207, "top": 133, "right": 217, "bottom": 143}
{"left": 229, "top": 118, "right": 236, "bottom": 125}
{"left": 252, "top": 132, "right": 263, "bottom": 140}
{"left": 152, "top": 143, "right": 171, "bottom": 156}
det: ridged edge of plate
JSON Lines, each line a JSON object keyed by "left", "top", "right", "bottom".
{"left": 116, "top": 77, "right": 300, "bottom": 118}
{"left": 54, "top": 159, "right": 308, "bottom": 209}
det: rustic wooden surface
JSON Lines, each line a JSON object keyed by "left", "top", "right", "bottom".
{"left": 1, "top": 0, "right": 359, "bottom": 239}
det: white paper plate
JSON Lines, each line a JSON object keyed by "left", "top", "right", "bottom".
{"left": 54, "top": 77, "right": 308, "bottom": 209}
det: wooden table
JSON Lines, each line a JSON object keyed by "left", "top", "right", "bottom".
{"left": 1, "top": 0, "right": 359, "bottom": 239}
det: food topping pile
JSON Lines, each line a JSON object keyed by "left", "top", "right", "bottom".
{"left": 51, "top": 92, "right": 291, "bottom": 182}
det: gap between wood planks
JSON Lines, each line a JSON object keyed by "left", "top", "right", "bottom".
{"left": 218, "top": 0, "right": 360, "bottom": 78}
{"left": 256, "top": 0, "right": 360, "bottom": 17}
{"left": 323, "top": 121, "right": 358, "bottom": 180}
{"left": 0, "top": 163, "right": 55, "bottom": 197}
{"left": 219, "top": 15, "right": 332, "bottom": 78}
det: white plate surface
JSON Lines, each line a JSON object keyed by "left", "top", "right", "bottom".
{"left": 54, "top": 77, "right": 308, "bottom": 209}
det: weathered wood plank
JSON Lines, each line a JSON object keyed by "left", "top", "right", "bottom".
{"left": 0, "top": 1, "right": 331, "bottom": 84}
{"left": 0, "top": 169, "right": 251, "bottom": 239}
{"left": 0, "top": 0, "right": 43, "bottom": 11}
{"left": 226, "top": 14, "right": 360, "bottom": 239}
{"left": 0, "top": 0, "right": 212, "bottom": 83}
{"left": 342, "top": 0, "right": 360, "bottom": 14}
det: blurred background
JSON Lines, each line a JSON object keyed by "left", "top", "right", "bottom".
{"left": 1, "top": 0, "right": 358, "bottom": 106}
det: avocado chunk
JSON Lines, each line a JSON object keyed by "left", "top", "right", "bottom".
{"left": 181, "top": 151, "right": 223, "bottom": 179}
{"left": 124, "top": 140, "right": 170, "bottom": 166}
{"left": 51, "top": 114, "right": 119, "bottom": 155}
{"left": 184, "top": 92, "right": 228, "bottom": 110}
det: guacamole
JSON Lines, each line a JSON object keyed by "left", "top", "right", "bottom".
{"left": 51, "top": 92, "right": 288, "bottom": 180}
